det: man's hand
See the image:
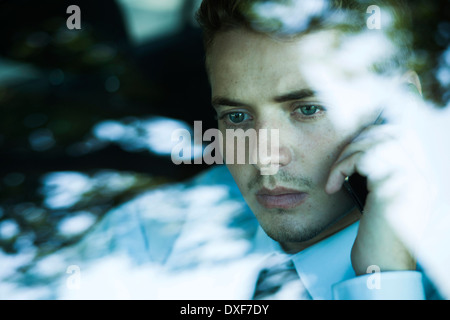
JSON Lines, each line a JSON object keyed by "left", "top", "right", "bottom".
{"left": 325, "top": 119, "right": 432, "bottom": 276}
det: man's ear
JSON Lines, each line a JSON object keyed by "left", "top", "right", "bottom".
{"left": 401, "top": 70, "right": 422, "bottom": 96}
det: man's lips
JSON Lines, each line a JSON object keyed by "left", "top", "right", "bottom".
{"left": 255, "top": 187, "right": 308, "bottom": 209}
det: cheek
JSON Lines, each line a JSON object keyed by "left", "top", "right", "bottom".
{"left": 299, "top": 128, "right": 351, "bottom": 185}
{"left": 226, "top": 163, "right": 252, "bottom": 193}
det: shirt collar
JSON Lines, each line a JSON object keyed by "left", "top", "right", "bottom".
{"left": 290, "top": 221, "right": 359, "bottom": 299}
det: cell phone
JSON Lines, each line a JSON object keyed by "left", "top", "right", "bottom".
{"left": 344, "top": 83, "right": 420, "bottom": 213}
{"left": 343, "top": 111, "right": 385, "bottom": 214}
{"left": 343, "top": 173, "right": 368, "bottom": 214}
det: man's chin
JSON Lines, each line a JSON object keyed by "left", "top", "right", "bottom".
{"left": 256, "top": 213, "right": 327, "bottom": 245}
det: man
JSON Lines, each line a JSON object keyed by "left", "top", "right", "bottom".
{"left": 195, "top": 0, "right": 436, "bottom": 299}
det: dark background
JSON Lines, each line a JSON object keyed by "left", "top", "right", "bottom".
{"left": 0, "top": 0, "right": 217, "bottom": 258}
{"left": 0, "top": 0, "right": 448, "bottom": 283}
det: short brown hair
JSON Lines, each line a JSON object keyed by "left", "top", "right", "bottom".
{"left": 196, "top": 0, "right": 369, "bottom": 49}
{"left": 195, "top": 0, "right": 413, "bottom": 71}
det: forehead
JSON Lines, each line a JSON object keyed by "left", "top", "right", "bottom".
{"left": 207, "top": 28, "right": 387, "bottom": 130}
{"left": 207, "top": 28, "right": 340, "bottom": 100}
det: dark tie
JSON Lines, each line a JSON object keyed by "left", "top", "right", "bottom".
{"left": 252, "top": 253, "right": 312, "bottom": 300}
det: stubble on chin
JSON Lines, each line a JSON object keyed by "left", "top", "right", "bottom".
{"left": 258, "top": 209, "right": 330, "bottom": 244}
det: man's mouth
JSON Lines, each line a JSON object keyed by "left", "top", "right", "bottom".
{"left": 255, "top": 187, "right": 308, "bottom": 209}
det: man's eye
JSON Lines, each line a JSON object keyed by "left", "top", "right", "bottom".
{"left": 295, "top": 105, "right": 323, "bottom": 116}
{"left": 227, "top": 112, "right": 249, "bottom": 123}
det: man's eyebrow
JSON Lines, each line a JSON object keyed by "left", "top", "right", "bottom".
{"left": 211, "top": 97, "right": 250, "bottom": 108}
{"left": 211, "top": 89, "right": 316, "bottom": 108}
{"left": 273, "top": 89, "right": 316, "bottom": 103}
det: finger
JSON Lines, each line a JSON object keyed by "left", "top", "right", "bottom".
{"left": 335, "top": 124, "right": 398, "bottom": 164}
{"left": 325, "top": 151, "right": 364, "bottom": 194}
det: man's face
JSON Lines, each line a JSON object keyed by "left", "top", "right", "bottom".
{"left": 208, "top": 28, "right": 378, "bottom": 249}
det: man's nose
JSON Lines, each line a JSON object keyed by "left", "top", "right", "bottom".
{"left": 251, "top": 126, "right": 293, "bottom": 175}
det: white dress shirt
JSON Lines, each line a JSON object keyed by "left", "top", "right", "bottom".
{"left": 49, "top": 165, "right": 437, "bottom": 299}
{"left": 290, "top": 222, "right": 426, "bottom": 299}
{"left": 253, "top": 220, "right": 427, "bottom": 299}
